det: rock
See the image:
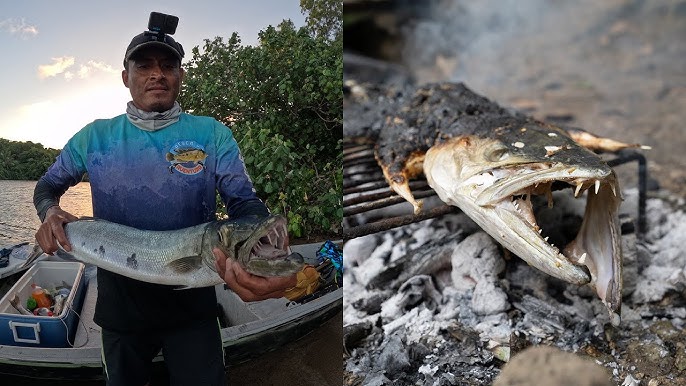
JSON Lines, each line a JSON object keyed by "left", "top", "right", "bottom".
{"left": 374, "top": 334, "right": 411, "bottom": 374}
{"left": 493, "top": 345, "right": 613, "bottom": 386}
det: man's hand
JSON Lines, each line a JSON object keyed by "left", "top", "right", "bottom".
{"left": 35, "top": 206, "right": 78, "bottom": 255}
{"left": 213, "top": 248, "right": 297, "bottom": 302}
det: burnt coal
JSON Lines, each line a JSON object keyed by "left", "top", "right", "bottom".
{"left": 344, "top": 189, "right": 686, "bottom": 385}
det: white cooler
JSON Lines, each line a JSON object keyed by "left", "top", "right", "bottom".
{"left": 0, "top": 261, "right": 86, "bottom": 347}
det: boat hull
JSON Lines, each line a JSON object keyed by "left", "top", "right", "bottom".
{"left": 0, "top": 243, "right": 343, "bottom": 381}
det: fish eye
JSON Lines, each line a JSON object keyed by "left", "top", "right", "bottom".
{"left": 486, "top": 145, "right": 510, "bottom": 162}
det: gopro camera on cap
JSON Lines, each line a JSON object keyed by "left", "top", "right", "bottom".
{"left": 148, "top": 12, "right": 178, "bottom": 35}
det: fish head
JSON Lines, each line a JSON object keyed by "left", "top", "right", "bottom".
{"left": 214, "top": 215, "right": 302, "bottom": 277}
{"left": 423, "top": 122, "right": 622, "bottom": 323}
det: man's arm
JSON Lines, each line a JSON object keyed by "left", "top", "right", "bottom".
{"left": 34, "top": 178, "right": 69, "bottom": 222}
{"left": 33, "top": 137, "right": 87, "bottom": 254}
{"left": 213, "top": 122, "right": 270, "bottom": 219}
{"left": 213, "top": 122, "right": 296, "bottom": 299}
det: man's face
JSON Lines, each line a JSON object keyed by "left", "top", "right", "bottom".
{"left": 122, "top": 46, "right": 184, "bottom": 112}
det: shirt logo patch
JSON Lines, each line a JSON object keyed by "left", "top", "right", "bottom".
{"left": 166, "top": 140, "right": 207, "bottom": 175}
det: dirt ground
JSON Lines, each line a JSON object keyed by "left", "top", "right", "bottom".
{"left": 228, "top": 310, "right": 343, "bottom": 386}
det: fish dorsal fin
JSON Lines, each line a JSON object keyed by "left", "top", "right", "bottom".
{"left": 167, "top": 256, "right": 203, "bottom": 274}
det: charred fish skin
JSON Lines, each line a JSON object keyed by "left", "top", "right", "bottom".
{"left": 371, "top": 82, "right": 641, "bottom": 323}
{"left": 343, "top": 80, "right": 411, "bottom": 141}
{"left": 28, "top": 215, "right": 298, "bottom": 288}
{"left": 375, "top": 83, "right": 523, "bottom": 213}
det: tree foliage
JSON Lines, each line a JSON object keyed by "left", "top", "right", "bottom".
{"left": 300, "top": 0, "right": 342, "bottom": 41}
{"left": 178, "top": 14, "right": 342, "bottom": 238}
{"left": 0, "top": 139, "right": 60, "bottom": 180}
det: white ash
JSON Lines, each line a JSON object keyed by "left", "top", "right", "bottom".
{"left": 451, "top": 232, "right": 509, "bottom": 316}
{"left": 342, "top": 234, "right": 377, "bottom": 270}
{"left": 630, "top": 196, "right": 686, "bottom": 304}
{"left": 344, "top": 188, "right": 686, "bottom": 384}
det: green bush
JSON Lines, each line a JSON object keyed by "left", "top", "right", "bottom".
{"left": 179, "top": 14, "right": 342, "bottom": 238}
{"left": 236, "top": 121, "right": 342, "bottom": 237}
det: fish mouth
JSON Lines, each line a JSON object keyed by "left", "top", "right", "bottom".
{"left": 425, "top": 149, "right": 623, "bottom": 323}
{"left": 249, "top": 218, "right": 289, "bottom": 260}
{"left": 235, "top": 216, "right": 302, "bottom": 277}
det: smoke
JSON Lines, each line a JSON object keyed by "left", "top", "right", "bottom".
{"left": 399, "top": 0, "right": 654, "bottom": 97}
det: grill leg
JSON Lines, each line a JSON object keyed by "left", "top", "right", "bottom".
{"left": 606, "top": 150, "right": 648, "bottom": 240}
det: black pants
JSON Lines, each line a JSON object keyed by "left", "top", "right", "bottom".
{"left": 101, "top": 318, "right": 226, "bottom": 386}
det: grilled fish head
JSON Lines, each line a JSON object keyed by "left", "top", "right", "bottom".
{"left": 424, "top": 122, "right": 622, "bottom": 324}
{"left": 213, "top": 215, "right": 302, "bottom": 277}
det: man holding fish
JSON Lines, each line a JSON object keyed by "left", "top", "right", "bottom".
{"left": 31, "top": 12, "right": 297, "bottom": 386}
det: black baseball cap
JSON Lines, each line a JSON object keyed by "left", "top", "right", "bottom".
{"left": 123, "top": 32, "right": 185, "bottom": 67}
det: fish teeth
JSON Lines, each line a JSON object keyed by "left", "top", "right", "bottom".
{"left": 574, "top": 183, "right": 583, "bottom": 198}
{"left": 611, "top": 183, "right": 617, "bottom": 197}
{"left": 544, "top": 236, "right": 549, "bottom": 242}
{"left": 579, "top": 252, "right": 587, "bottom": 264}
{"left": 594, "top": 180, "right": 601, "bottom": 194}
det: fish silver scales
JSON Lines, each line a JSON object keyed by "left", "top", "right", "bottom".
{"left": 371, "top": 82, "right": 646, "bottom": 324}
{"left": 28, "top": 215, "right": 302, "bottom": 288}
{"left": 64, "top": 219, "right": 214, "bottom": 287}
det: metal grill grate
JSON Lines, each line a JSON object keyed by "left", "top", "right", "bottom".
{"left": 343, "top": 138, "right": 459, "bottom": 239}
{"left": 342, "top": 137, "right": 648, "bottom": 240}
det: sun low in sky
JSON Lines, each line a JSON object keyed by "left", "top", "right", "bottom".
{"left": 0, "top": 1, "right": 304, "bottom": 150}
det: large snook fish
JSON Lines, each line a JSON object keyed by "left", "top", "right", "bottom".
{"left": 374, "top": 82, "right": 646, "bottom": 324}
{"left": 26, "top": 215, "right": 303, "bottom": 288}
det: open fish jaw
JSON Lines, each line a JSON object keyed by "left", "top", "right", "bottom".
{"left": 424, "top": 135, "right": 623, "bottom": 324}
{"left": 219, "top": 215, "right": 300, "bottom": 277}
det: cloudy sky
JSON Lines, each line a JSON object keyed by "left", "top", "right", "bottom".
{"left": 0, "top": 1, "right": 305, "bottom": 149}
